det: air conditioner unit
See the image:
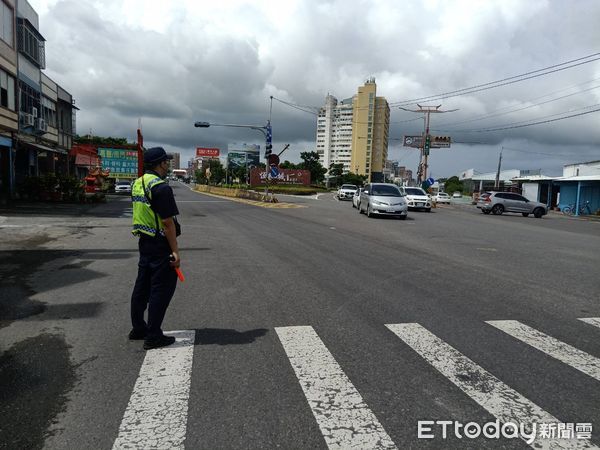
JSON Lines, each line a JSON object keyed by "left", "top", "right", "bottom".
{"left": 20, "top": 112, "right": 35, "bottom": 127}
{"left": 37, "top": 118, "right": 47, "bottom": 133}
{"left": 32, "top": 107, "right": 38, "bottom": 118}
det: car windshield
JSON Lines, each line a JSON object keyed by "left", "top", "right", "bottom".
{"left": 371, "top": 185, "right": 401, "bottom": 196}
{"left": 116, "top": 181, "right": 130, "bottom": 186}
{"left": 341, "top": 185, "right": 357, "bottom": 190}
{"left": 405, "top": 188, "right": 426, "bottom": 195}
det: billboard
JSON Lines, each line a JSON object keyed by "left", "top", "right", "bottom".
{"left": 98, "top": 147, "right": 138, "bottom": 179}
{"left": 403, "top": 135, "right": 423, "bottom": 148}
{"left": 196, "top": 147, "right": 220, "bottom": 157}
{"left": 403, "top": 135, "right": 451, "bottom": 148}
{"left": 227, "top": 151, "right": 260, "bottom": 170}
{"left": 249, "top": 168, "right": 311, "bottom": 186}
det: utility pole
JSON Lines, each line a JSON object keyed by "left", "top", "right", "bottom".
{"left": 399, "top": 104, "right": 457, "bottom": 184}
{"left": 494, "top": 146, "right": 503, "bottom": 190}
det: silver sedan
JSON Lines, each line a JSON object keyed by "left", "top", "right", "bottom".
{"left": 359, "top": 183, "right": 408, "bottom": 219}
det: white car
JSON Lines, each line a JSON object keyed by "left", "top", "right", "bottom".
{"left": 352, "top": 188, "right": 363, "bottom": 208}
{"left": 115, "top": 180, "right": 132, "bottom": 194}
{"left": 434, "top": 192, "right": 451, "bottom": 204}
{"left": 400, "top": 187, "right": 431, "bottom": 212}
{"left": 452, "top": 191, "right": 463, "bottom": 198}
{"left": 337, "top": 184, "right": 358, "bottom": 200}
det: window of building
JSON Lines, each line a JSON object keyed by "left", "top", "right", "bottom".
{"left": 17, "top": 19, "right": 45, "bottom": 68}
{"left": 19, "top": 80, "right": 40, "bottom": 115}
{"left": 0, "top": 1, "right": 13, "bottom": 46}
{"left": 0, "top": 68, "right": 15, "bottom": 110}
{"left": 41, "top": 96, "right": 56, "bottom": 127}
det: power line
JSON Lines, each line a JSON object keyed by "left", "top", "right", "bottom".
{"left": 271, "top": 96, "right": 319, "bottom": 116}
{"left": 436, "top": 80, "right": 600, "bottom": 128}
{"left": 438, "top": 104, "right": 600, "bottom": 133}
{"left": 500, "top": 146, "right": 577, "bottom": 158}
{"left": 390, "top": 52, "right": 600, "bottom": 106}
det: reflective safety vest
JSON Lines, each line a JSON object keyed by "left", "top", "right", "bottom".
{"left": 131, "top": 173, "right": 166, "bottom": 237}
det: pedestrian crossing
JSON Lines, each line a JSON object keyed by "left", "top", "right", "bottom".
{"left": 113, "top": 318, "right": 600, "bottom": 449}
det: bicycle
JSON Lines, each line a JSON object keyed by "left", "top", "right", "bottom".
{"left": 562, "top": 200, "right": 592, "bottom": 216}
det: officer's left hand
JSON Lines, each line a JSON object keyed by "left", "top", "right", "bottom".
{"left": 170, "top": 252, "right": 181, "bottom": 268}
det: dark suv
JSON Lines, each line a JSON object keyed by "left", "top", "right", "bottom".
{"left": 477, "top": 191, "right": 548, "bottom": 218}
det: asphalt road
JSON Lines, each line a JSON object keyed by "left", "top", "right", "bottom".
{"left": 1, "top": 182, "right": 599, "bottom": 449}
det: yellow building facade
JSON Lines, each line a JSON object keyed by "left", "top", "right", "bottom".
{"left": 350, "top": 78, "right": 389, "bottom": 182}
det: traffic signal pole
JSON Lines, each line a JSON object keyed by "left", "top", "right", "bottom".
{"left": 423, "top": 110, "right": 431, "bottom": 182}
{"left": 399, "top": 104, "right": 457, "bottom": 184}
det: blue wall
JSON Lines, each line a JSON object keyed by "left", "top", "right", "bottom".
{"left": 558, "top": 182, "right": 600, "bottom": 213}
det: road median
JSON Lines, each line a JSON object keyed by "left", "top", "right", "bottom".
{"left": 193, "top": 185, "right": 306, "bottom": 208}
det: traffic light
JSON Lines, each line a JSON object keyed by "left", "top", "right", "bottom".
{"left": 424, "top": 134, "right": 431, "bottom": 155}
{"left": 265, "top": 143, "right": 272, "bottom": 158}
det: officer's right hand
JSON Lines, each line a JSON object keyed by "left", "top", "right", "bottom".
{"left": 170, "top": 252, "right": 181, "bottom": 268}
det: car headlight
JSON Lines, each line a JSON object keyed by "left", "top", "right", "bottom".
{"left": 372, "top": 200, "right": 387, "bottom": 206}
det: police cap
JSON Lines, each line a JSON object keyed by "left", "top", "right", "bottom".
{"left": 144, "top": 147, "right": 173, "bottom": 164}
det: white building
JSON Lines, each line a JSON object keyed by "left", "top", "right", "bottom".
{"left": 562, "top": 160, "right": 600, "bottom": 177}
{"left": 316, "top": 95, "right": 353, "bottom": 173}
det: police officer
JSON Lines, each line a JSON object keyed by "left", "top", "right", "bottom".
{"left": 129, "top": 147, "right": 181, "bottom": 350}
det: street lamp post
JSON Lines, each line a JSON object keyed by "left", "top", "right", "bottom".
{"left": 194, "top": 120, "right": 273, "bottom": 198}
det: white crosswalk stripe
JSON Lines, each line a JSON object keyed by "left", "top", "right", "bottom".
{"left": 386, "top": 323, "right": 598, "bottom": 449}
{"left": 113, "top": 320, "right": 600, "bottom": 449}
{"left": 579, "top": 317, "right": 600, "bottom": 329}
{"left": 113, "top": 330, "right": 196, "bottom": 450}
{"left": 487, "top": 320, "right": 600, "bottom": 382}
{"left": 275, "top": 325, "right": 397, "bottom": 450}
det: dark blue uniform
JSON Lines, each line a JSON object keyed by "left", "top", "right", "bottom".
{"left": 130, "top": 171, "right": 180, "bottom": 340}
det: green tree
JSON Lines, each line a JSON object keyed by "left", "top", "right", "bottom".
{"left": 195, "top": 169, "right": 207, "bottom": 185}
{"left": 297, "top": 151, "right": 327, "bottom": 185}
{"left": 443, "top": 175, "right": 463, "bottom": 194}
{"left": 328, "top": 163, "right": 344, "bottom": 187}
{"left": 75, "top": 134, "right": 133, "bottom": 146}
{"left": 207, "top": 159, "right": 226, "bottom": 185}
{"left": 342, "top": 172, "right": 368, "bottom": 186}
{"left": 232, "top": 165, "right": 248, "bottom": 184}
{"left": 280, "top": 160, "right": 299, "bottom": 169}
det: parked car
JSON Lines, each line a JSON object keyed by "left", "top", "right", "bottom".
{"left": 434, "top": 192, "right": 451, "bottom": 204}
{"left": 337, "top": 184, "right": 358, "bottom": 200}
{"left": 359, "top": 183, "right": 408, "bottom": 219}
{"left": 477, "top": 191, "right": 548, "bottom": 218}
{"left": 452, "top": 191, "right": 463, "bottom": 198}
{"left": 352, "top": 187, "right": 363, "bottom": 209}
{"left": 115, "top": 180, "right": 132, "bottom": 194}
{"left": 400, "top": 187, "right": 431, "bottom": 212}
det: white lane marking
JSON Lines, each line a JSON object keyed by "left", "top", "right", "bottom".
{"left": 579, "top": 317, "right": 600, "bottom": 329}
{"left": 487, "top": 320, "right": 600, "bottom": 382}
{"left": 386, "top": 323, "right": 596, "bottom": 449}
{"left": 113, "top": 330, "right": 195, "bottom": 450}
{"left": 275, "top": 326, "right": 397, "bottom": 450}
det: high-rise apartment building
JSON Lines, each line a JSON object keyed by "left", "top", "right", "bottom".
{"left": 316, "top": 95, "right": 353, "bottom": 172}
{"left": 316, "top": 79, "right": 389, "bottom": 182}
{"left": 167, "top": 152, "right": 180, "bottom": 170}
{"left": 350, "top": 78, "right": 389, "bottom": 182}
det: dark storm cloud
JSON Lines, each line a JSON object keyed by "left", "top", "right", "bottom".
{"left": 36, "top": 0, "right": 600, "bottom": 175}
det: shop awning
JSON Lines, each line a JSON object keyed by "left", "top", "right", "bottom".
{"left": 22, "top": 141, "right": 68, "bottom": 155}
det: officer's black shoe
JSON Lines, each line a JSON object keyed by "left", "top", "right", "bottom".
{"left": 143, "top": 335, "right": 176, "bottom": 350}
{"left": 128, "top": 329, "right": 148, "bottom": 340}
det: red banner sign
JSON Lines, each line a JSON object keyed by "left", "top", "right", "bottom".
{"left": 250, "top": 168, "right": 311, "bottom": 186}
{"left": 196, "top": 147, "right": 220, "bottom": 157}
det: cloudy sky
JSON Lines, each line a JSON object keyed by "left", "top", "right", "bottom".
{"left": 31, "top": 0, "right": 600, "bottom": 177}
